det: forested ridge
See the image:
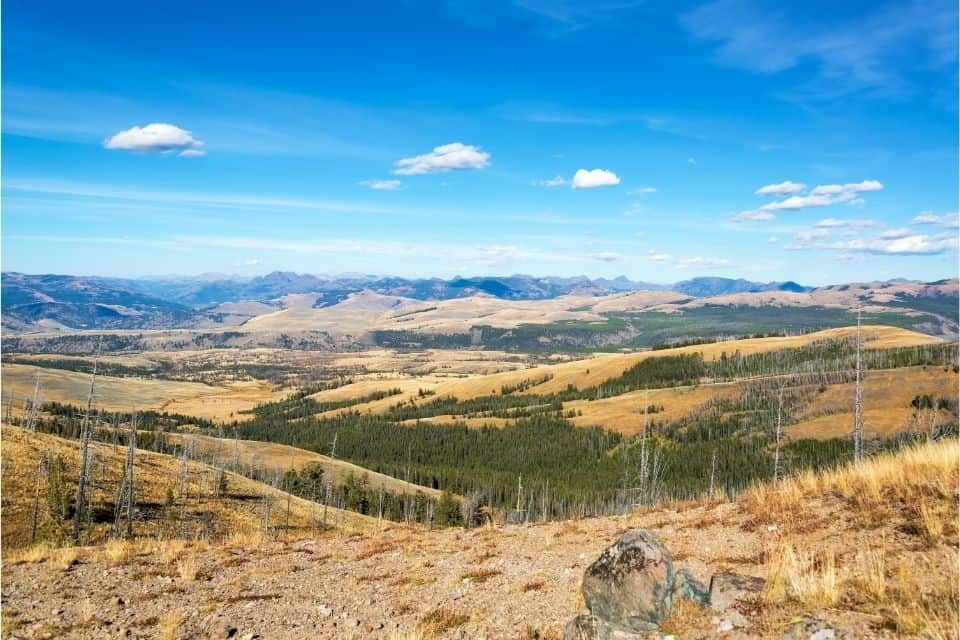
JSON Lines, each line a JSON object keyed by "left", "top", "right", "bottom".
{"left": 226, "top": 339, "right": 958, "bottom": 519}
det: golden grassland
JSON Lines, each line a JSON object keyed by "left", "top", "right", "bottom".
{"left": 1, "top": 363, "right": 283, "bottom": 422}
{"left": 2, "top": 326, "right": 950, "bottom": 442}
{"left": 314, "top": 326, "right": 940, "bottom": 422}
{"left": 0, "top": 425, "right": 378, "bottom": 553}
{"left": 740, "top": 439, "right": 959, "bottom": 637}
{"left": 788, "top": 365, "right": 958, "bottom": 439}
{"left": 161, "top": 431, "right": 443, "bottom": 499}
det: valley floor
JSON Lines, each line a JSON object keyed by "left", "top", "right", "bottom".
{"left": 4, "top": 440, "right": 957, "bottom": 640}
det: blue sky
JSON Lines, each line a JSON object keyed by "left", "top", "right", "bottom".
{"left": 2, "top": 0, "right": 957, "bottom": 285}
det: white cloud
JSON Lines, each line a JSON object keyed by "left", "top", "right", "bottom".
{"left": 535, "top": 175, "right": 568, "bottom": 187}
{"left": 810, "top": 180, "right": 883, "bottom": 199}
{"left": 628, "top": 186, "right": 657, "bottom": 194}
{"left": 393, "top": 142, "right": 490, "bottom": 175}
{"left": 847, "top": 197, "right": 866, "bottom": 206}
{"left": 786, "top": 226, "right": 957, "bottom": 255}
{"left": 104, "top": 123, "right": 205, "bottom": 156}
{"left": 762, "top": 193, "right": 833, "bottom": 211}
{"left": 734, "top": 179, "right": 884, "bottom": 221}
{"left": 838, "top": 233, "right": 958, "bottom": 255}
{"left": 912, "top": 211, "right": 959, "bottom": 228}
{"left": 755, "top": 180, "right": 806, "bottom": 196}
{"left": 732, "top": 210, "right": 776, "bottom": 222}
{"left": 767, "top": 236, "right": 779, "bottom": 243}
{"left": 242, "top": 258, "right": 261, "bottom": 266}
{"left": 359, "top": 179, "right": 402, "bottom": 191}
{"left": 571, "top": 168, "right": 620, "bottom": 189}
{"left": 814, "top": 217, "right": 878, "bottom": 228}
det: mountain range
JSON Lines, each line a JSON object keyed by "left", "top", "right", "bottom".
{"left": 1, "top": 271, "right": 953, "bottom": 335}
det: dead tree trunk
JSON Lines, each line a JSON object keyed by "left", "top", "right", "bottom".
{"left": 72, "top": 338, "right": 102, "bottom": 543}
{"left": 708, "top": 448, "right": 717, "bottom": 500}
{"left": 853, "top": 304, "right": 865, "bottom": 463}
{"left": 114, "top": 412, "right": 137, "bottom": 538}
{"left": 26, "top": 372, "right": 42, "bottom": 431}
{"left": 773, "top": 382, "right": 785, "bottom": 484}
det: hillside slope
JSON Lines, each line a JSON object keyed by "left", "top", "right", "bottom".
{"left": 0, "top": 426, "right": 379, "bottom": 551}
{"left": 3, "top": 439, "right": 956, "bottom": 638}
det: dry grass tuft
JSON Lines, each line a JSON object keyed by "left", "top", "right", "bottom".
{"left": 159, "top": 612, "right": 183, "bottom": 640}
{"left": 459, "top": 568, "right": 502, "bottom": 583}
{"left": 356, "top": 538, "right": 395, "bottom": 560}
{"left": 156, "top": 539, "right": 187, "bottom": 563}
{"left": 419, "top": 607, "right": 470, "bottom": 636}
{"left": 765, "top": 542, "right": 839, "bottom": 607}
{"left": 917, "top": 499, "right": 948, "bottom": 547}
{"left": 848, "top": 542, "right": 886, "bottom": 603}
{"left": 659, "top": 597, "right": 709, "bottom": 635}
{"left": 103, "top": 538, "right": 134, "bottom": 566}
{"left": 177, "top": 556, "right": 200, "bottom": 582}
{"left": 51, "top": 546, "right": 79, "bottom": 571}
{"left": 10, "top": 544, "right": 51, "bottom": 564}
{"left": 522, "top": 580, "right": 546, "bottom": 592}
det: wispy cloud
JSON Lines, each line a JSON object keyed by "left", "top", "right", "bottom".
{"left": 755, "top": 180, "right": 806, "bottom": 196}
{"left": 912, "top": 211, "right": 959, "bottom": 228}
{"left": 814, "top": 217, "right": 878, "bottom": 228}
{"left": 645, "top": 249, "right": 731, "bottom": 268}
{"left": 732, "top": 210, "right": 775, "bottom": 222}
{"left": 680, "top": 0, "right": 958, "bottom": 101}
{"left": 359, "top": 179, "right": 402, "bottom": 191}
{"left": 4, "top": 179, "right": 425, "bottom": 216}
{"left": 786, "top": 227, "right": 957, "bottom": 255}
{"left": 587, "top": 251, "right": 620, "bottom": 262}
{"left": 534, "top": 175, "right": 568, "bottom": 187}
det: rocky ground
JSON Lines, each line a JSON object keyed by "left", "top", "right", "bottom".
{"left": 3, "top": 441, "right": 957, "bottom": 639}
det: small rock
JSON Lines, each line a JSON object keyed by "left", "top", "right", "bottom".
{"left": 783, "top": 614, "right": 837, "bottom": 640}
{"left": 717, "top": 619, "right": 734, "bottom": 632}
{"left": 318, "top": 605, "right": 332, "bottom": 617}
{"left": 726, "top": 610, "right": 749, "bottom": 628}
{"left": 211, "top": 621, "right": 238, "bottom": 638}
{"left": 708, "top": 572, "right": 765, "bottom": 612}
{"left": 112, "top": 596, "right": 125, "bottom": 607}
{"left": 672, "top": 569, "right": 709, "bottom": 606}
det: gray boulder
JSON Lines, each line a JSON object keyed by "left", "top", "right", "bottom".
{"left": 581, "top": 530, "right": 675, "bottom": 632}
